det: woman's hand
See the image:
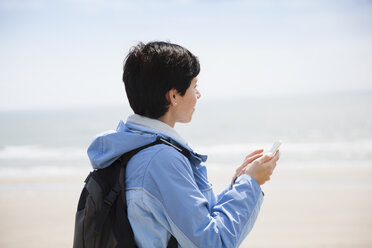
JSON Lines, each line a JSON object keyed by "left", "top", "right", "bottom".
{"left": 231, "top": 149, "right": 264, "bottom": 186}
{"left": 245, "top": 150, "right": 280, "bottom": 185}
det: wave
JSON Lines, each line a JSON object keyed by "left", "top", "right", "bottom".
{"left": 0, "top": 164, "right": 88, "bottom": 178}
{"left": 0, "top": 145, "right": 86, "bottom": 160}
{"left": 1, "top": 140, "right": 371, "bottom": 161}
{"left": 194, "top": 140, "right": 372, "bottom": 156}
{"left": 0, "top": 140, "right": 371, "bottom": 178}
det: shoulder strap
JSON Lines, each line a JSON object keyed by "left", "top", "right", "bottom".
{"left": 94, "top": 138, "right": 165, "bottom": 235}
{"left": 117, "top": 137, "right": 182, "bottom": 248}
{"left": 94, "top": 136, "right": 184, "bottom": 247}
{"left": 167, "top": 235, "right": 178, "bottom": 248}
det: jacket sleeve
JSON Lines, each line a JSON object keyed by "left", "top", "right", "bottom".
{"left": 142, "top": 146, "right": 264, "bottom": 248}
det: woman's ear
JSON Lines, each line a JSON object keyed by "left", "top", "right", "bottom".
{"left": 167, "top": 89, "right": 178, "bottom": 106}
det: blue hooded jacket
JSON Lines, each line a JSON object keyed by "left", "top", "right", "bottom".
{"left": 87, "top": 116, "right": 264, "bottom": 248}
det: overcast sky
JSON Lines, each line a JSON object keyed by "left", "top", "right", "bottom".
{"left": 0, "top": 0, "right": 371, "bottom": 110}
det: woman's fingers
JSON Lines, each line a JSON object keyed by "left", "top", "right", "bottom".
{"left": 245, "top": 149, "right": 264, "bottom": 160}
{"left": 270, "top": 150, "right": 280, "bottom": 170}
{"left": 274, "top": 150, "right": 280, "bottom": 160}
{"left": 231, "top": 150, "right": 263, "bottom": 186}
{"left": 232, "top": 149, "right": 277, "bottom": 186}
{"left": 239, "top": 153, "right": 263, "bottom": 173}
{"left": 237, "top": 152, "right": 263, "bottom": 172}
{"left": 258, "top": 150, "right": 280, "bottom": 173}
{"left": 257, "top": 149, "right": 280, "bottom": 164}
{"left": 236, "top": 153, "right": 263, "bottom": 178}
{"left": 254, "top": 153, "right": 273, "bottom": 164}
{"left": 244, "top": 150, "right": 281, "bottom": 185}
{"left": 245, "top": 153, "right": 264, "bottom": 165}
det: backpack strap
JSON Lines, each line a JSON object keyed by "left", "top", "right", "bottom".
{"left": 167, "top": 235, "right": 178, "bottom": 248}
{"left": 93, "top": 136, "right": 186, "bottom": 247}
{"left": 117, "top": 137, "right": 183, "bottom": 248}
{"left": 94, "top": 138, "right": 165, "bottom": 236}
{"left": 94, "top": 182, "right": 121, "bottom": 234}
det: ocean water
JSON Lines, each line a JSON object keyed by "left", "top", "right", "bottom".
{"left": 0, "top": 92, "right": 371, "bottom": 178}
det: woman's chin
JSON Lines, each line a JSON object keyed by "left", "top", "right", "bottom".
{"left": 176, "top": 110, "right": 195, "bottom": 124}
{"left": 178, "top": 116, "right": 193, "bottom": 124}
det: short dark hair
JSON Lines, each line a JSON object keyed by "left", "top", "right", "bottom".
{"left": 122, "top": 41, "right": 200, "bottom": 119}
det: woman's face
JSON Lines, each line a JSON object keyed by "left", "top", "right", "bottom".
{"left": 174, "top": 77, "right": 201, "bottom": 123}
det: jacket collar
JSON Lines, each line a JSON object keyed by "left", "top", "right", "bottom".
{"left": 127, "top": 114, "right": 187, "bottom": 145}
{"left": 125, "top": 114, "right": 207, "bottom": 163}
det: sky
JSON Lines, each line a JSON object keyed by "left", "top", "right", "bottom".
{"left": 0, "top": 0, "right": 371, "bottom": 110}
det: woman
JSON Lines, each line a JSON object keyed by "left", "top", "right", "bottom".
{"left": 87, "top": 41, "right": 280, "bottom": 248}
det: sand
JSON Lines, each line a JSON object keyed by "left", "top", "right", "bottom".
{"left": 1, "top": 167, "right": 372, "bottom": 248}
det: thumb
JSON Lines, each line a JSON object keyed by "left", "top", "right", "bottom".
{"left": 256, "top": 153, "right": 274, "bottom": 163}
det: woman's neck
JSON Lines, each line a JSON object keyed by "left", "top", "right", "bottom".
{"left": 157, "top": 113, "right": 175, "bottom": 128}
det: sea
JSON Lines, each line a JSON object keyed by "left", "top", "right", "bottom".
{"left": 1, "top": 91, "right": 372, "bottom": 179}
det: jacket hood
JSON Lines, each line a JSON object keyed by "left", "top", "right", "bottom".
{"left": 87, "top": 120, "right": 207, "bottom": 169}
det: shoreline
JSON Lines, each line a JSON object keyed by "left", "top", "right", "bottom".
{"left": 1, "top": 167, "right": 372, "bottom": 247}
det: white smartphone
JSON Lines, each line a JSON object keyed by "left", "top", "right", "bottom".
{"left": 267, "top": 140, "right": 282, "bottom": 155}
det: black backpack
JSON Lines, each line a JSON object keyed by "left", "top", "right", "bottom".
{"left": 73, "top": 137, "right": 183, "bottom": 248}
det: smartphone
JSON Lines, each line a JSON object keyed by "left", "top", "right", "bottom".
{"left": 267, "top": 140, "right": 282, "bottom": 155}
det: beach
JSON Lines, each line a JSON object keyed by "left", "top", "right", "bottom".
{"left": 1, "top": 94, "right": 371, "bottom": 247}
{"left": 2, "top": 0, "right": 372, "bottom": 245}
{"left": 1, "top": 166, "right": 371, "bottom": 248}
